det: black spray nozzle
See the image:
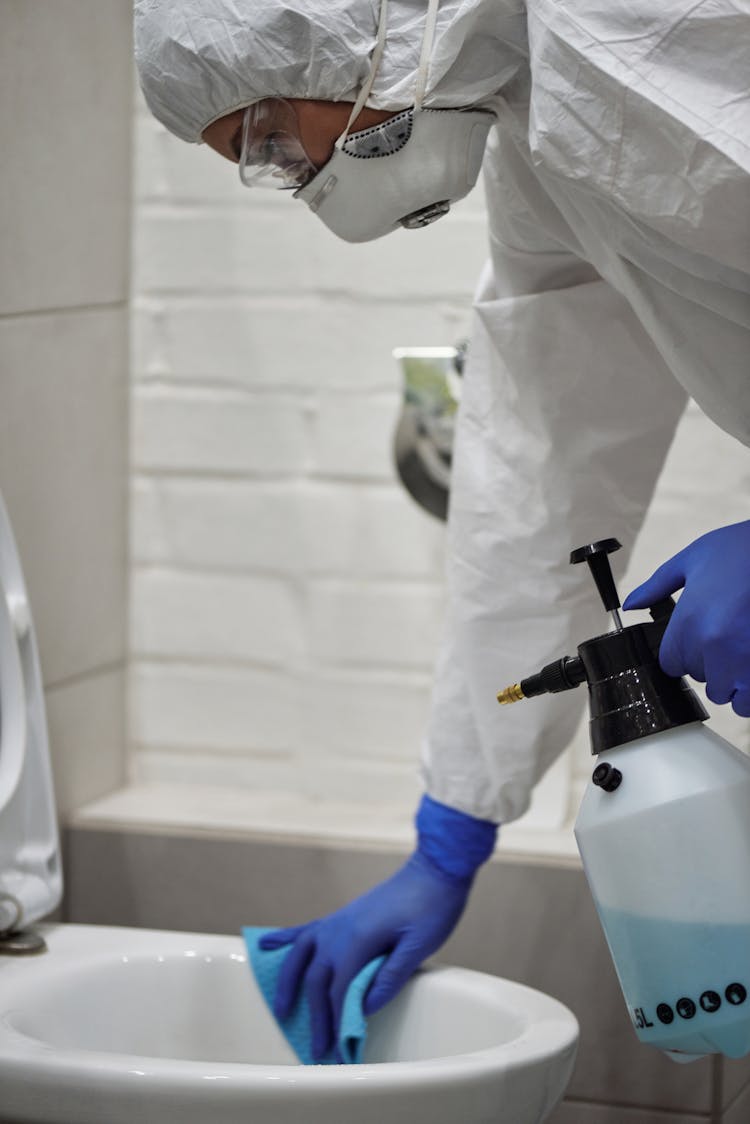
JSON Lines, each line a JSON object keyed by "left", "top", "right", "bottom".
{"left": 497, "top": 655, "right": 585, "bottom": 704}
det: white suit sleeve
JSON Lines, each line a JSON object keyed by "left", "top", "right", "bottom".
{"left": 422, "top": 124, "right": 688, "bottom": 825}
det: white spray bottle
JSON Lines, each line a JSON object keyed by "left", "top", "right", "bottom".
{"left": 498, "top": 538, "right": 750, "bottom": 1062}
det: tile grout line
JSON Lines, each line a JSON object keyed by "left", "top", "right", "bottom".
{"left": 717, "top": 1057, "right": 750, "bottom": 1120}
{"left": 0, "top": 300, "right": 127, "bottom": 321}
{"left": 45, "top": 658, "right": 127, "bottom": 694}
{"left": 712, "top": 1055, "right": 723, "bottom": 1123}
{"left": 560, "top": 1094, "right": 712, "bottom": 1119}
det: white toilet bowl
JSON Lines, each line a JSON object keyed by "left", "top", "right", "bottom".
{"left": 0, "top": 486, "right": 578, "bottom": 1123}
{"left": 0, "top": 922, "right": 578, "bottom": 1124}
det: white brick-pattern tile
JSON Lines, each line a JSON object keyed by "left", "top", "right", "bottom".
{"left": 307, "top": 581, "right": 445, "bottom": 669}
{"left": 132, "top": 569, "right": 302, "bottom": 665}
{"left": 134, "top": 205, "right": 486, "bottom": 300}
{"left": 310, "top": 391, "right": 401, "bottom": 479}
{"left": 131, "top": 477, "right": 446, "bottom": 577}
{"left": 296, "top": 669, "right": 434, "bottom": 762}
{"left": 132, "top": 387, "right": 310, "bottom": 475}
{"left": 132, "top": 296, "right": 472, "bottom": 391}
{"left": 130, "top": 662, "right": 297, "bottom": 755}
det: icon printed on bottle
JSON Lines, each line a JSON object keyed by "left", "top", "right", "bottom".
{"left": 726, "top": 983, "right": 747, "bottom": 1006}
{"left": 676, "top": 997, "right": 696, "bottom": 1020}
{"left": 649, "top": 984, "right": 747, "bottom": 1024}
{"left": 699, "top": 990, "right": 722, "bottom": 1014}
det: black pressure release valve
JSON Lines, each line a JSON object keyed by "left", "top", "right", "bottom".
{"left": 570, "top": 538, "right": 624, "bottom": 630}
{"left": 592, "top": 763, "right": 623, "bottom": 792}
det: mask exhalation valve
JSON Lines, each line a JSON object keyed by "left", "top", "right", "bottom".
{"left": 400, "top": 200, "right": 450, "bottom": 229}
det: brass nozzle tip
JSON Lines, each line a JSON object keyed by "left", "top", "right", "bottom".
{"left": 497, "top": 682, "right": 525, "bottom": 705}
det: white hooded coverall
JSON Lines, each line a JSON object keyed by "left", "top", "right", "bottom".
{"left": 135, "top": 0, "right": 750, "bottom": 824}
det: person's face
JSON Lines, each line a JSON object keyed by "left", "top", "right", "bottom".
{"left": 202, "top": 98, "right": 395, "bottom": 170}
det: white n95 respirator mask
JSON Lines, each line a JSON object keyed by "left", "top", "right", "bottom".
{"left": 294, "top": 106, "right": 495, "bottom": 243}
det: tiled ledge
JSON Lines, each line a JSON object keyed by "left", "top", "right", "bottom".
{"left": 67, "top": 782, "right": 581, "bottom": 866}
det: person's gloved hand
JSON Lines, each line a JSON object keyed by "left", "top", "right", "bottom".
{"left": 623, "top": 521, "right": 750, "bottom": 716}
{"left": 258, "top": 794, "right": 497, "bottom": 1060}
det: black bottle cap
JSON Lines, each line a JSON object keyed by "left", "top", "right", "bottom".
{"left": 578, "top": 622, "right": 708, "bottom": 754}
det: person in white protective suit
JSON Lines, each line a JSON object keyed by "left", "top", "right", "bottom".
{"left": 135, "top": 0, "right": 750, "bottom": 1060}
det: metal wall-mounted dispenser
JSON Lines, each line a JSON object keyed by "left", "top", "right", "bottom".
{"left": 392, "top": 344, "right": 465, "bottom": 521}
{"left": 498, "top": 539, "right": 750, "bottom": 1062}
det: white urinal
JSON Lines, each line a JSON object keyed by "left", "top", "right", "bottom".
{"left": 0, "top": 490, "right": 579, "bottom": 1124}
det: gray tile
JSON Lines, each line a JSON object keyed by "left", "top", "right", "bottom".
{"left": 63, "top": 828, "right": 407, "bottom": 931}
{"left": 46, "top": 668, "right": 127, "bottom": 819}
{"left": 548, "top": 1101, "right": 708, "bottom": 1123}
{"left": 0, "top": 308, "right": 129, "bottom": 686}
{"left": 723, "top": 1075, "right": 750, "bottom": 1123}
{"left": 0, "top": 1, "right": 132, "bottom": 314}
{"left": 720, "top": 1053, "right": 750, "bottom": 1110}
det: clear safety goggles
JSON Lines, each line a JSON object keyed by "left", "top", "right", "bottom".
{"left": 238, "top": 98, "right": 318, "bottom": 190}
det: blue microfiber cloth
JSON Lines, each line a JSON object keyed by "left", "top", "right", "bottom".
{"left": 243, "top": 926, "right": 385, "bottom": 1065}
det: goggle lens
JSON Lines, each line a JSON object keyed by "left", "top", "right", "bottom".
{"left": 238, "top": 99, "right": 318, "bottom": 190}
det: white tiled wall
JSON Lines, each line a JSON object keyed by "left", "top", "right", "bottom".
{"left": 130, "top": 91, "right": 750, "bottom": 823}
{"left": 129, "top": 91, "right": 476, "bottom": 811}
{"left": 0, "top": 1, "right": 132, "bottom": 817}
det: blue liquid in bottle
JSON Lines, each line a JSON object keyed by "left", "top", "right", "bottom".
{"left": 596, "top": 908, "right": 750, "bottom": 1058}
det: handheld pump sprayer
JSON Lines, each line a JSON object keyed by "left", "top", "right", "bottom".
{"left": 498, "top": 538, "right": 750, "bottom": 1062}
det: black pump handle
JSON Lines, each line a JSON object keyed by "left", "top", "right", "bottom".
{"left": 570, "top": 538, "right": 622, "bottom": 613}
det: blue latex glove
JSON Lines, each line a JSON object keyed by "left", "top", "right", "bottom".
{"left": 623, "top": 521, "right": 750, "bottom": 716}
{"left": 259, "top": 794, "right": 497, "bottom": 1061}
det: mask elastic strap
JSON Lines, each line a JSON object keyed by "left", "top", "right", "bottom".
{"left": 335, "top": 0, "right": 439, "bottom": 152}
{"left": 414, "top": 0, "right": 440, "bottom": 111}
{"left": 337, "top": 0, "right": 390, "bottom": 150}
